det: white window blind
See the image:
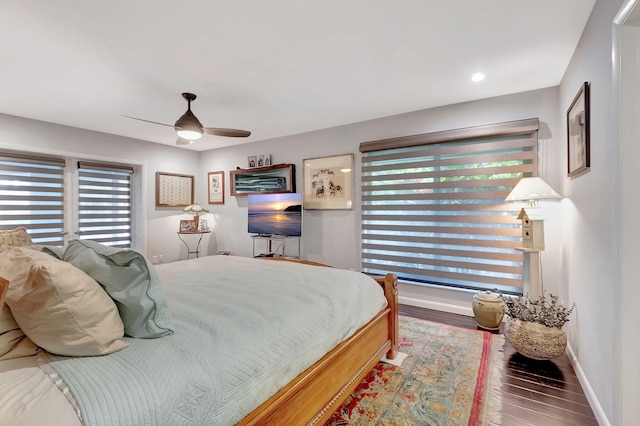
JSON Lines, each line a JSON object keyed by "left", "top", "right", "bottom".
{"left": 0, "top": 153, "right": 66, "bottom": 245}
{"left": 360, "top": 119, "right": 538, "bottom": 294}
{"left": 77, "top": 161, "right": 134, "bottom": 248}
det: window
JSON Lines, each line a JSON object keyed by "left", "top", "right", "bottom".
{"left": 0, "top": 152, "right": 136, "bottom": 248}
{"left": 360, "top": 119, "right": 538, "bottom": 294}
{"left": 77, "top": 162, "right": 134, "bottom": 247}
{"left": 0, "top": 153, "right": 66, "bottom": 245}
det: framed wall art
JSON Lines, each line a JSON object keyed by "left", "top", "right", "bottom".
{"left": 303, "top": 153, "right": 353, "bottom": 210}
{"left": 156, "top": 172, "right": 194, "bottom": 207}
{"left": 567, "top": 81, "right": 590, "bottom": 178}
{"left": 208, "top": 171, "right": 225, "bottom": 204}
{"left": 179, "top": 219, "right": 196, "bottom": 233}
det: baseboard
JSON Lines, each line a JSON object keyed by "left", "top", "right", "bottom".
{"left": 399, "top": 295, "right": 474, "bottom": 317}
{"left": 565, "top": 343, "right": 610, "bottom": 426}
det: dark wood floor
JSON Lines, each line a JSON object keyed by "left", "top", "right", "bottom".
{"left": 399, "top": 305, "right": 599, "bottom": 426}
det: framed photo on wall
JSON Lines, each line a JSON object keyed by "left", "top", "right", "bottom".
{"left": 303, "top": 153, "right": 354, "bottom": 210}
{"left": 567, "top": 81, "right": 590, "bottom": 178}
{"left": 156, "top": 172, "right": 194, "bottom": 207}
{"left": 208, "top": 171, "right": 225, "bottom": 204}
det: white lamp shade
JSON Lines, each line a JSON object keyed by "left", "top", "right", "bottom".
{"left": 505, "top": 177, "right": 561, "bottom": 202}
{"left": 183, "top": 202, "right": 209, "bottom": 214}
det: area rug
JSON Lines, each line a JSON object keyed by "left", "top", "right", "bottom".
{"left": 325, "top": 315, "right": 504, "bottom": 426}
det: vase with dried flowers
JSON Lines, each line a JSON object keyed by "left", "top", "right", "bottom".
{"left": 501, "top": 292, "right": 575, "bottom": 360}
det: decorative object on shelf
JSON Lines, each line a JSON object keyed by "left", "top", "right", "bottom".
{"left": 505, "top": 176, "right": 561, "bottom": 299}
{"left": 207, "top": 171, "right": 225, "bottom": 204}
{"left": 501, "top": 292, "right": 575, "bottom": 360}
{"left": 471, "top": 290, "right": 505, "bottom": 330}
{"left": 230, "top": 163, "right": 295, "bottom": 196}
{"left": 567, "top": 81, "right": 590, "bottom": 178}
{"left": 156, "top": 172, "right": 194, "bottom": 207}
{"left": 247, "top": 154, "right": 271, "bottom": 168}
{"left": 179, "top": 219, "right": 196, "bottom": 233}
{"left": 303, "top": 153, "right": 353, "bottom": 210}
{"left": 200, "top": 219, "right": 209, "bottom": 231}
{"left": 183, "top": 202, "right": 209, "bottom": 232}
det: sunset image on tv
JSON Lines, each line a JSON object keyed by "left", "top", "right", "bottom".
{"left": 248, "top": 193, "right": 302, "bottom": 236}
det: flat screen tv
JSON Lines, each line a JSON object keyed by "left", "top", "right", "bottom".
{"left": 248, "top": 193, "right": 302, "bottom": 237}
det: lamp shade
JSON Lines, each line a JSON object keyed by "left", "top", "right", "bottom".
{"left": 176, "top": 126, "right": 203, "bottom": 140}
{"left": 505, "top": 177, "right": 561, "bottom": 203}
{"left": 183, "top": 202, "right": 209, "bottom": 215}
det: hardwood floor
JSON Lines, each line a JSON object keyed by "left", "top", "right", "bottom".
{"left": 399, "top": 305, "right": 598, "bottom": 426}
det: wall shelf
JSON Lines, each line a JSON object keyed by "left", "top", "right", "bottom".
{"left": 230, "top": 163, "right": 295, "bottom": 196}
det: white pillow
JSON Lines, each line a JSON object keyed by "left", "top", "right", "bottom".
{"left": 1, "top": 248, "right": 128, "bottom": 356}
{"left": 0, "top": 227, "right": 33, "bottom": 252}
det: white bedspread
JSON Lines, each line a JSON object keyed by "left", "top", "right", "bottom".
{"left": 33, "top": 256, "right": 387, "bottom": 425}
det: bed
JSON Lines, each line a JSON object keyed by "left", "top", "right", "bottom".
{"left": 0, "top": 230, "right": 398, "bottom": 426}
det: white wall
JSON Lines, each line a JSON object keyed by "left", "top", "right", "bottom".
{"left": 0, "top": 113, "right": 200, "bottom": 262}
{"left": 557, "top": 0, "right": 625, "bottom": 424}
{"left": 199, "top": 87, "right": 563, "bottom": 311}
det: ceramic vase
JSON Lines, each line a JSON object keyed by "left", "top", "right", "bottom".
{"left": 472, "top": 290, "right": 505, "bottom": 330}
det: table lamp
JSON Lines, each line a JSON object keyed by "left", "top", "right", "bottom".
{"left": 183, "top": 202, "right": 209, "bottom": 232}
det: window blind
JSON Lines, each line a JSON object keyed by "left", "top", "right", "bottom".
{"left": 360, "top": 119, "right": 538, "bottom": 294}
{"left": 77, "top": 161, "right": 134, "bottom": 248}
{"left": 0, "top": 153, "right": 66, "bottom": 245}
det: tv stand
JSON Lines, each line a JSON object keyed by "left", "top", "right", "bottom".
{"left": 251, "top": 235, "right": 300, "bottom": 259}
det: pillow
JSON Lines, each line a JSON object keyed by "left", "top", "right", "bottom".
{"left": 30, "top": 245, "right": 65, "bottom": 260}
{"left": 63, "top": 240, "right": 173, "bottom": 338}
{"left": 0, "top": 276, "right": 6, "bottom": 312}
{"left": 0, "top": 303, "right": 39, "bottom": 360}
{"left": 0, "top": 227, "right": 33, "bottom": 252}
{"left": 1, "top": 248, "right": 128, "bottom": 356}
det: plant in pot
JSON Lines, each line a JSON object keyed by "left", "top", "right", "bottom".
{"left": 501, "top": 292, "right": 575, "bottom": 360}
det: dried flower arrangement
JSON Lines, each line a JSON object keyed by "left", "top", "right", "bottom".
{"left": 501, "top": 292, "right": 575, "bottom": 328}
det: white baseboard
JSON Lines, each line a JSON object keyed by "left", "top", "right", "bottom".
{"left": 565, "top": 343, "right": 610, "bottom": 426}
{"left": 399, "top": 295, "right": 474, "bottom": 317}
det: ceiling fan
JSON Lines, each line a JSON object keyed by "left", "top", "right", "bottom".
{"left": 125, "top": 92, "right": 251, "bottom": 145}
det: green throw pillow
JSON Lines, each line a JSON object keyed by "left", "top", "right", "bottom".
{"left": 63, "top": 239, "right": 174, "bottom": 338}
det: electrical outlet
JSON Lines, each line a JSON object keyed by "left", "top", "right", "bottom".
{"left": 152, "top": 255, "right": 159, "bottom": 264}
{"left": 158, "top": 255, "right": 164, "bottom": 263}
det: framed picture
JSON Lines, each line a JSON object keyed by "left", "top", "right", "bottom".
{"left": 248, "top": 156, "right": 257, "bottom": 168}
{"left": 303, "top": 153, "right": 354, "bottom": 210}
{"left": 179, "top": 219, "right": 196, "bottom": 233}
{"left": 264, "top": 155, "right": 271, "bottom": 166}
{"left": 567, "top": 81, "right": 590, "bottom": 178}
{"left": 156, "top": 172, "right": 194, "bottom": 207}
{"left": 207, "top": 171, "right": 225, "bottom": 204}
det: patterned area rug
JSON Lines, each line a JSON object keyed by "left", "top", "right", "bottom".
{"left": 326, "top": 315, "right": 504, "bottom": 426}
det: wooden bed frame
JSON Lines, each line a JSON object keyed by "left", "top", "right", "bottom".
{"left": 239, "top": 258, "right": 398, "bottom": 425}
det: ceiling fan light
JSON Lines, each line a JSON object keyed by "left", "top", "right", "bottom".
{"left": 176, "top": 127, "right": 203, "bottom": 140}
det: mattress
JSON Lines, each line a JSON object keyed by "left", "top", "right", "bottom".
{"left": 1, "top": 255, "right": 387, "bottom": 426}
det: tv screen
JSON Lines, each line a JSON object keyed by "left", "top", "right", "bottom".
{"left": 248, "top": 193, "right": 302, "bottom": 237}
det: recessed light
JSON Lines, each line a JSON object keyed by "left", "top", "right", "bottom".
{"left": 471, "top": 72, "right": 485, "bottom": 82}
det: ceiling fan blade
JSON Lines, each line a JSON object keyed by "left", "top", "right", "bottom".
{"left": 123, "top": 115, "right": 175, "bottom": 127}
{"left": 204, "top": 127, "right": 251, "bottom": 137}
{"left": 176, "top": 137, "right": 193, "bottom": 145}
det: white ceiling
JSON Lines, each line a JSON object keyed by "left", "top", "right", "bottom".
{"left": 0, "top": 1, "right": 596, "bottom": 151}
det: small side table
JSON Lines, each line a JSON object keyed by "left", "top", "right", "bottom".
{"left": 177, "top": 230, "right": 211, "bottom": 259}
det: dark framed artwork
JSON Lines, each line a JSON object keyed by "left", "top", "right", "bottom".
{"left": 156, "top": 172, "right": 194, "bottom": 207}
{"left": 207, "top": 171, "right": 225, "bottom": 204}
{"left": 567, "top": 82, "right": 590, "bottom": 178}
